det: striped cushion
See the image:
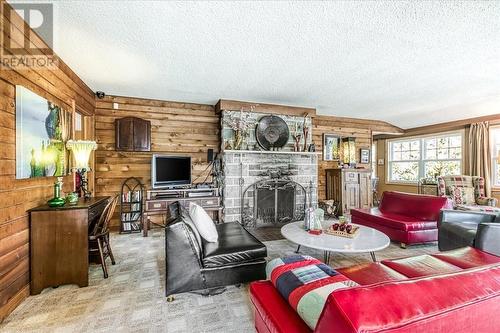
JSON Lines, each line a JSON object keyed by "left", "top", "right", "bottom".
{"left": 267, "top": 255, "right": 357, "bottom": 330}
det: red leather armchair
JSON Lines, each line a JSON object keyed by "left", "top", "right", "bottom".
{"left": 250, "top": 247, "right": 500, "bottom": 333}
{"left": 351, "top": 191, "right": 452, "bottom": 247}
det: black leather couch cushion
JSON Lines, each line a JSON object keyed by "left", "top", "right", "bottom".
{"left": 202, "top": 222, "right": 267, "bottom": 268}
{"left": 439, "top": 221, "right": 478, "bottom": 248}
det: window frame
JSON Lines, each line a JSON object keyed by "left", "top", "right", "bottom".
{"left": 386, "top": 130, "right": 465, "bottom": 185}
{"left": 490, "top": 126, "right": 500, "bottom": 189}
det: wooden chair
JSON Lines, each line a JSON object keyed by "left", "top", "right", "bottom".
{"left": 89, "top": 196, "right": 118, "bottom": 278}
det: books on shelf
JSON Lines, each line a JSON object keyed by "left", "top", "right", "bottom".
{"left": 122, "top": 221, "right": 140, "bottom": 232}
{"left": 122, "top": 190, "right": 142, "bottom": 203}
{"left": 121, "top": 212, "right": 141, "bottom": 222}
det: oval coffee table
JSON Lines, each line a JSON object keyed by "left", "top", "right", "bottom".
{"left": 281, "top": 221, "right": 390, "bottom": 263}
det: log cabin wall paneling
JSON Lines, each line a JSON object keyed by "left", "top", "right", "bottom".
{"left": 94, "top": 95, "right": 220, "bottom": 229}
{"left": 0, "top": 3, "right": 96, "bottom": 322}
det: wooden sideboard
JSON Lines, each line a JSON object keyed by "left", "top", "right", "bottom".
{"left": 29, "top": 196, "right": 110, "bottom": 295}
{"left": 142, "top": 188, "right": 223, "bottom": 236}
{"left": 325, "top": 168, "right": 372, "bottom": 216}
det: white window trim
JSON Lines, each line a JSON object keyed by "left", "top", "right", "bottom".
{"left": 490, "top": 125, "right": 500, "bottom": 188}
{"left": 386, "top": 130, "right": 465, "bottom": 185}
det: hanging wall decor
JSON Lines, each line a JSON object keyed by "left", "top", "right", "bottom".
{"left": 323, "top": 134, "right": 340, "bottom": 161}
{"left": 15, "top": 85, "right": 72, "bottom": 179}
{"left": 255, "top": 115, "right": 289, "bottom": 150}
{"left": 360, "top": 148, "right": 371, "bottom": 164}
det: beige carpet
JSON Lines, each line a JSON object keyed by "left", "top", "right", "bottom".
{"left": 0, "top": 227, "right": 437, "bottom": 333}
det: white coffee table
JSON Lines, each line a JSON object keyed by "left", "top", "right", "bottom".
{"left": 281, "top": 221, "right": 390, "bottom": 263}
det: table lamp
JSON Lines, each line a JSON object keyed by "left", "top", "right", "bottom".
{"left": 66, "top": 140, "right": 97, "bottom": 199}
{"left": 341, "top": 137, "right": 356, "bottom": 166}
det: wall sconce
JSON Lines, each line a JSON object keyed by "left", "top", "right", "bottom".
{"left": 341, "top": 137, "right": 356, "bottom": 166}
{"left": 66, "top": 140, "right": 97, "bottom": 199}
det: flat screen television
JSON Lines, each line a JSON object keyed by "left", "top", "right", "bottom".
{"left": 151, "top": 155, "right": 191, "bottom": 188}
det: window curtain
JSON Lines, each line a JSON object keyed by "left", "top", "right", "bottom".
{"left": 467, "top": 122, "right": 491, "bottom": 196}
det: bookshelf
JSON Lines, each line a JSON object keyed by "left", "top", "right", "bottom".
{"left": 120, "top": 177, "right": 144, "bottom": 233}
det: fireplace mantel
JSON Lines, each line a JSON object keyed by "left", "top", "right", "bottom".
{"left": 222, "top": 150, "right": 319, "bottom": 156}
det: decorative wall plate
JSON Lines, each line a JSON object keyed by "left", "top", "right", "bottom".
{"left": 255, "top": 115, "right": 289, "bottom": 150}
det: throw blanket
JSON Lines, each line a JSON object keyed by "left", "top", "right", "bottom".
{"left": 266, "top": 255, "right": 357, "bottom": 330}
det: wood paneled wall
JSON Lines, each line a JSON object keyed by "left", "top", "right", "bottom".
{"left": 0, "top": 2, "right": 95, "bottom": 322}
{"left": 94, "top": 95, "right": 219, "bottom": 229}
{"left": 313, "top": 115, "right": 402, "bottom": 201}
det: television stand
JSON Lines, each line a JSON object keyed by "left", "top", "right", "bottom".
{"left": 142, "top": 187, "right": 222, "bottom": 237}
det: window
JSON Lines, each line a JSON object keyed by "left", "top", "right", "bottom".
{"left": 491, "top": 127, "right": 500, "bottom": 187}
{"left": 388, "top": 132, "right": 463, "bottom": 183}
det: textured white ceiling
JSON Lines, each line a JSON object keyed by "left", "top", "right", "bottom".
{"left": 46, "top": 1, "right": 500, "bottom": 128}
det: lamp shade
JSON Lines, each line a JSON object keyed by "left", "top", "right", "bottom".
{"left": 341, "top": 137, "right": 356, "bottom": 164}
{"left": 66, "top": 140, "right": 97, "bottom": 170}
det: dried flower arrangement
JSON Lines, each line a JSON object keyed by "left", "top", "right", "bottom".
{"left": 224, "top": 106, "right": 255, "bottom": 150}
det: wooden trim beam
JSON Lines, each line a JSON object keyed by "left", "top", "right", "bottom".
{"left": 375, "top": 113, "right": 500, "bottom": 140}
{"left": 314, "top": 115, "right": 404, "bottom": 135}
{"left": 215, "top": 99, "right": 316, "bottom": 117}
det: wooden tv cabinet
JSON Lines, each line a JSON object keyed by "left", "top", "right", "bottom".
{"left": 142, "top": 187, "right": 223, "bottom": 236}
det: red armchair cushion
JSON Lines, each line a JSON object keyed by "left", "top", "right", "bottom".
{"left": 351, "top": 208, "right": 436, "bottom": 231}
{"left": 378, "top": 191, "right": 452, "bottom": 221}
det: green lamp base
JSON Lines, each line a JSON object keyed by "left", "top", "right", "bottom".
{"left": 48, "top": 197, "right": 66, "bottom": 207}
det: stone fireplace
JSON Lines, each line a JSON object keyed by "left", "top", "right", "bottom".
{"left": 222, "top": 151, "right": 318, "bottom": 227}
{"left": 219, "top": 108, "right": 318, "bottom": 229}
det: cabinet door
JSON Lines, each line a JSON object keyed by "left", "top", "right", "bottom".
{"left": 344, "top": 183, "right": 360, "bottom": 214}
{"left": 359, "top": 172, "right": 372, "bottom": 209}
{"left": 115, "top": 118, "right": 134, "bottom": 151}
{"left": 133, "top": 118, "right": 151, "bottom": 151}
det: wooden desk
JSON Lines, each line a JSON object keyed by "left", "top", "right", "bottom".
{"left": 29, "top": 196, "right": 110, "bottom": 295}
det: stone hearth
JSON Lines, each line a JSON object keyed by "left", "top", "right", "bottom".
{"left": 222, "top": 151, "right": 318, "bottom": 225}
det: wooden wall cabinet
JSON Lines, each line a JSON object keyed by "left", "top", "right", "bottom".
{"left": 115, "top": 117, "right": 151, "bottom": 151}
{"left": 325, "top": 168, "right": 372, "bottom": 216}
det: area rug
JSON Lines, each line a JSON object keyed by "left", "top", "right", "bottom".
{"left": 0, "top": 228, "right": 437, "bottom": 333}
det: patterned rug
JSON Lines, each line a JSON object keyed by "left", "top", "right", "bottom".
{"left": 0, "top": 228, "right": 437, "bottom": 333}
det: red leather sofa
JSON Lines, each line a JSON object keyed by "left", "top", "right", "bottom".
{"left": 351, "top": 191, "right": 452, "bottom": 247}
{"left": 250, "top": 247, "right": 500, "bottom": 333}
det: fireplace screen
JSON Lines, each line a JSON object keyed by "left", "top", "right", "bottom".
{"left": 242, "top": 179, "right": 306, "bottom": 228}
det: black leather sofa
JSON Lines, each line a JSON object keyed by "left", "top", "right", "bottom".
{"left": 438, "top": 209, "right": 500, "bottom": 256}
{"left": 165, "top": 203, "right": 267, "bottom": 298}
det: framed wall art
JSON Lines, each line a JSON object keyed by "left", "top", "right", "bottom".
{"left": 15, "top": 85, "right": 72, "bottom": 179}
{"left": 323, "top": 134, "right": 340, "bottom": 161}
{"left": 360, "top": 148, "right": 371, "bottom": 164}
